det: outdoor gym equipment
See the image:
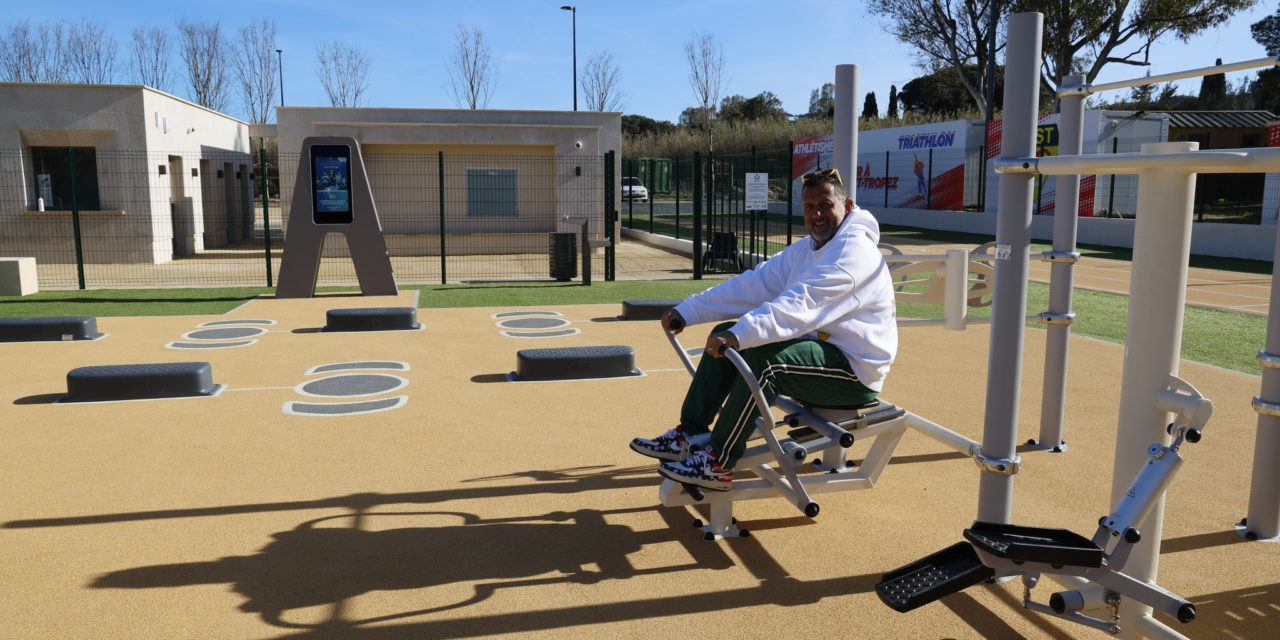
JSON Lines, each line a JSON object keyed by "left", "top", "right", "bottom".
{"left": 876, "top": 376, "right": 1213, "bottom": 634}
{"left": 657, "top": 318, "right": 983, "bottom": 541}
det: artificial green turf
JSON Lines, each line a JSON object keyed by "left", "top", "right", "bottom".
{"left": 1, "top": 280, "right": 1266, "bottom": 375}
{"left": 0, "top": 287, "right": 273, "bottom": 318}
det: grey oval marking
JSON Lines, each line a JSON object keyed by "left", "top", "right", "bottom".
{"left": 199, "top": 319, "right": 276, "bottom": 327}
{"left": 501, "top": 328, "right": 581, "bottom": 339}
{"left": 184, "top": 327, "right": 267, "bottom": 340}
{"left": 492, "top": 311, "right": 561, "bottom": 319}
{"left": 168, "top": 340, "right": 257, "bottom": 350}
{"left": 496, "top": 317, "right": 570, "bottom": 330}
{"left": 297, "top": 374, "right": 408, "bottom": 398}
{"left": 285, "top": 396, "right": 407, "bottom": 417}
{"left": 307, "top": 361, "right": 409, "bottom": 375}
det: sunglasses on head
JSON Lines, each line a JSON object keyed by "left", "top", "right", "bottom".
{"left": 801, "top": 167, "right": 843, "bottom": 187}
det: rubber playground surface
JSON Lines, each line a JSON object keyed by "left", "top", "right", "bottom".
{"left": 0, "top": 291, "right": 1275, "bottom": 639}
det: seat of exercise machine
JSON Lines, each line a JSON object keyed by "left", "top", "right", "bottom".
{"left": 875, "top": 541, "right": 995, "bottom": 613}
{"left": 963, "top": 521, "right": 1104, "bottom": 568}
{"left": 785, "top": 401, "right": 905, "bottom": 442}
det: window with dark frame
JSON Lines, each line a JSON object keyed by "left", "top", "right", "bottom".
{"left": 30, "top": 147, "right": 102, "bottom": 211}
{"left": 465, "top": 167, "right": 518, "bottom": 217}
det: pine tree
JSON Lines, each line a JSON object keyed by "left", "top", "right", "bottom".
{"left": 888, "top": 85, "right": 899, "bottom": 118}
{"left": 862, "top": 91, "right": 879, "bottom": 119}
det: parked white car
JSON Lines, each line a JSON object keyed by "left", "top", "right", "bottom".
{"left": 622, "top": 177, "right": 649, "bottom": 202}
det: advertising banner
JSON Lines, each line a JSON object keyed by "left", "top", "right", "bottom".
{"left": 792, "top": 119, "right": 978, "bottom": 212}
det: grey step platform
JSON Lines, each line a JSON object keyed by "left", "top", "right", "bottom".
{"left": 875, "top": 541, "right": 995, "bottom": 613}
{"left": 620, "top": 299, "right": 683, "bottom": 321}
{"left": 64, "top": 361, "right": 218, "bottom": 402}
{"left": 513, "top": 345, "right": 641, "bottom": 381}
{"left": 324, "top": 307, "right": 420, "bottom": 332}
{"left": 0, "top": 316, "right": 101, "bottom": 342}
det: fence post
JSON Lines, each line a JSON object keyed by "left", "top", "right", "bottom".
{"left": 927, "top": 148, "right": 934, "bottom": 209}
{"left": 580, "top": 217, "right": 591, "bottom": 286}
{"left": 67, "top": 147, "right": 86, "bottom": 289}
{"left": 438, "top": 150, "right": 447, "bottom": 284}
{"left": 648, "top": 157, "right": 655, "bottom": 233}
{"left": 883, "top": 150, "right": 890, "bottom": 207}
{"left": 604, "top": 151, "right": 615, "bottom": 281}
{"left": 674, "top": 157, "right": 682, "bottom": 241}
{"left": 257, "top": 145, "right": 272, "bottom": 288}
{"left": 1108, "top": 137, "right": 1118, "bottom": 216}
{"left": 788, "top": 140, "right": 794, "bottom": 244}
{"left": 693, "top": 151, "right": 703, "bottom": 280}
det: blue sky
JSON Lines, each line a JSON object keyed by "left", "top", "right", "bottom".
{"left": 14, "top": 0, "right": 1280, "bottom": 123}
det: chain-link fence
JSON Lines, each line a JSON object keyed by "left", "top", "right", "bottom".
{"left": 0, "top": 147, "right": 613, "bottom": 289}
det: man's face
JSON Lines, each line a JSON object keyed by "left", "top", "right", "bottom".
{"left": 801, "top": 182, "right": 852, "bottom": 245}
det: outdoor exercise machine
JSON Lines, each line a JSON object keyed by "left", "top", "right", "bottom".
{"left": 874, "top": 12, "right": 1279, "bottom": 639}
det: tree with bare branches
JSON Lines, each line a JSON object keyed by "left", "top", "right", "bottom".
{"left": 176, "top": 19, "right": 229, "bottom": 111}
{"left": 130, "top": 27, "right": 172, "bottom": 91}
{"left": 446, "top": 24, "right": 497, "bottom": 109}
{"left": 581, "top": 51, "right": 626, "bottom": 111}
{"left": 868, "top": 0, "right": 1005, "bottom": 115}
{"left": 0, "top": 20, "right": 70, "bottom": 83}
{"left": 314, "top": 41, "right": 371, "bottom": 107}
{"left": 232, "top": 19, "right": 278, "bottom": 123}
{"left": 66, "top": 19, "right": 116, "bottom": 83}
{"left": 684, "top": 31, "right": 726, "bottom": 150}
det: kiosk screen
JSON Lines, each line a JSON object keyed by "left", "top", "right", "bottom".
{"left": 311, "top": 145, "right": 353, "bottom": 224}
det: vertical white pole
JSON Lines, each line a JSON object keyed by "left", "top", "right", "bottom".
{"left": 1244, "top": 219, "right": 1280, "bottom": 540}
{"left": 976, "top": 12, "right": 1042, "bottom": 524}
{"left": 944, "top": 249, "right": 969, "bottom": 331}
{"left": 834, "top": 64, "right": 858, "bottom": 197}
{"left": 1112, "top": 141, "right": 1198, "bottom": 635}
{"left": 1035, "top": 75, "right": 1086, "bottom": 452}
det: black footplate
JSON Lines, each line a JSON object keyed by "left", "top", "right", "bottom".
{"left": 786, "top": 402, "right": 906, "bottom": 442}
{"left": 875, "top": 541, "right": 995, "bottom": 613}
{"left": 963, "top": 522, "right": 1104, "bottom": 568}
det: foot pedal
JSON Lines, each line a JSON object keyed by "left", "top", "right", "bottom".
{"left": 964, "top": 522, "right": 1104, "bottom": 568}
{"left": 876, "top": 542, "right": 995, "bottom": 613}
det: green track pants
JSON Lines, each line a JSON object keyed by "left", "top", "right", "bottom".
{"left": 680, "top": 322, "right": 878, "bottom": 468}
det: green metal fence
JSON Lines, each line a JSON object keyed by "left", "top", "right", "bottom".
{"left": 0, "top": 147, "right": 613, "bottom": 289}
{"left": 622, "top": 147, "right": 797, "bottom": 279}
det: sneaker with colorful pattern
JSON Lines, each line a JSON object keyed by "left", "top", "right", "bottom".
{"left": 629, "top": 427, "right": 689, "bottom": 461}
{"left": 658, "top": 449, "right": 733, "bottom": 491}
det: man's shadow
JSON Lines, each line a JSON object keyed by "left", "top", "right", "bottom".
{"left": 89, "top": 508, "right": 723, "bottom": 629}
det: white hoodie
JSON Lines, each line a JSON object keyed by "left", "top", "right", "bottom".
{"left": 674, "top": 206, "right": 898, "bottom": 391}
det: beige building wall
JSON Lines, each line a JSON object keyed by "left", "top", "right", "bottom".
{"left": 276, "top": 107, "right": 621, "bottom": 257}
{"left": 0, "top": 83, "right": 250, "bottom": 265}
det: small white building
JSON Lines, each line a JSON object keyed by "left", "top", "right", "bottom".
{"left": 0, "top": 83, "right": 253, "bottom": 264}
{"left": 274, "top": 106, "right": 621, "bottom": 257}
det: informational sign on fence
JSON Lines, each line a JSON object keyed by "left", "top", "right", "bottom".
{"left": 745, "top": 172, "right": 768, "bottom": 211}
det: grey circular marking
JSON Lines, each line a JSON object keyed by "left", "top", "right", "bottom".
{"left": 501, "top": 329, "right": 581, "bottom": 339}
{"left": 496, "top": 317, "right": 570, "bottom": 330}
{"left": 184, "top": 327, "right": 267, "bottom": 340}
{"left": 285, "top": 396, "right": 406, "bottom": 416}
{"left": 492, "top": 311, "right": 562, "bottom": 319}
{"left": 168, "top": 340, "right": 256, "bottom": 350}
{"left": 297, "top": 374, "right": 408, "bottom": 398}
{"left": 199, "top": 319, "right": 275, "bottom": 327}
{"left": 308, "top": 361, "right": 409, "bottom": 374}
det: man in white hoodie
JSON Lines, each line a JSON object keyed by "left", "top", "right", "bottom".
{"left": 630, "top": 167, "right": 898, "bottom": 491}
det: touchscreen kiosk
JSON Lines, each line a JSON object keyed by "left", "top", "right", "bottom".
{"left": 310, "top": 145, "right": 353, "bottom": 225}
{"left": 276, "top": 136, "right": 397, "bottom": 298}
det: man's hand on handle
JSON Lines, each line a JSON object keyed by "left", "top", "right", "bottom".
{"left": 661, "top": 309, "right": 686, "bottom": 334}
{"left": 705, "top": 331, "right": 739, "bottom": 359}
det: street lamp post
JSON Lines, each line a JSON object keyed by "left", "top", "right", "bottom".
{"left": 275, "top": 48, "right": 285, "bottom": 106}
{"left": 560, "top": 5, "right": 577, "bottom": 111}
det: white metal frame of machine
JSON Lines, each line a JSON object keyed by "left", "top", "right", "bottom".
{"left": 877, "top": 12, "right": 1280, "bottom": 640}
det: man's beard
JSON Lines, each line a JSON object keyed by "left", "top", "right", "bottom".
{"left": 809, "top": 225, "right": 835, "bottom": 244}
